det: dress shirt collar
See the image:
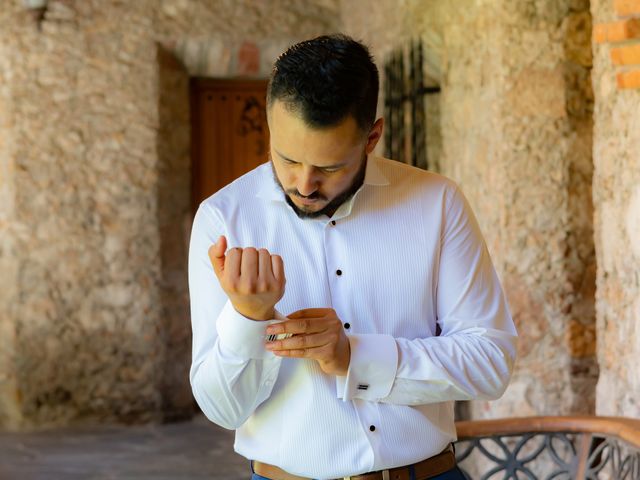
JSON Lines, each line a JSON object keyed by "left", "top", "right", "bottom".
{"left": 256, "top": 156, "right": 390, "bottom": 220}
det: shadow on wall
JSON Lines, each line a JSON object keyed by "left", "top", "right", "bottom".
{"left": 156, "top": 45, "right": 194, "bottom": 422}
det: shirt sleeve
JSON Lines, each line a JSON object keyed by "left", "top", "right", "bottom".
{"left": 336, "top": 184, "right": 517, "bottom": 404}
{"left": 188, "top": 203, "right": 283, "bottom": 429}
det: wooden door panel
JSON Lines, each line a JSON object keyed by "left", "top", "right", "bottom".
{"left": 191, "top": 78, "right": 269, "bottom": 214}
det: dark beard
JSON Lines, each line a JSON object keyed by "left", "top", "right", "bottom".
{"left": 271, "top": 154, "right": 367, "bottom": 219}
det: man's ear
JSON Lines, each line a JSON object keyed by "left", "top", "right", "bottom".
{"left": 365, "top": 117, "right": 384, "bottom": 154}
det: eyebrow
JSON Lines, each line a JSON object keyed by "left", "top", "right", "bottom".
{"left": 273, "top": 148, "right": 347, "bottom": 170}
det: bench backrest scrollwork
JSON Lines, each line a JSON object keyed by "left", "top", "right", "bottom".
{"left": 454, "top": 416, "right": 640, "bottom": 479}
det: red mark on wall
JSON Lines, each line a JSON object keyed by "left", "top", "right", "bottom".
{"left": 237, "top": 42, "right": 260, "bottom": 76}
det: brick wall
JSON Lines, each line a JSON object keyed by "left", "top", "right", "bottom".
{"left": 594, "top": 0, "right": 640, "bottom": 88}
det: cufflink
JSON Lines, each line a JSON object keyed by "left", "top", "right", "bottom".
{"left": 265, "top": 312, "right": 293, "bottom": 342}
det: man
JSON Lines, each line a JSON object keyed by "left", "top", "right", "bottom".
{"left": 188, "top": 34, "right": 517, "bottom": 480}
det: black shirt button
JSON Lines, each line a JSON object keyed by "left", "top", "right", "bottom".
{"left": 331, "top": 220, "right": 336, "bottom": 226}
{"left": 336, "top": 269, "right": 342, "bottom": 276}
{"left": 344, "top": 322, "right": 350, "bottom": 329}
{"left": 369, "top": 425, "right": 376, "bottom": 432}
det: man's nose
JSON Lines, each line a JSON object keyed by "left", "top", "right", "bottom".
{"left": 296, "top": 168, "right": 319, "bottom": 197}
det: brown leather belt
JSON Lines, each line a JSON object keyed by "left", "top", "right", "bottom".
{"left": 252, "top": 447, "right": 456, "bottom": 480}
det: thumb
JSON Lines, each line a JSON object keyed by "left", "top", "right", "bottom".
{"left": 208, "top": 235, "right": 227, "bottom": 278}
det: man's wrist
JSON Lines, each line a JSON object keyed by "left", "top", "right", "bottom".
{"left": 233, "top": 304, "right": 275, "bottom": 321}
{"left": 216, "top": 302, "right": 279, "bottom": 359}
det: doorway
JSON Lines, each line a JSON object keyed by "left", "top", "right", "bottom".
{"left": 190, "top": 78, "right": 270, "bottom": 214}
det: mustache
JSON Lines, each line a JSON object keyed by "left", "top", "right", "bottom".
{"left": 286, "top": 190, "right": 327, "bottom": 201}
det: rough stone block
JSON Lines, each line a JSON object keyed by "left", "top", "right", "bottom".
{"left": 566, "top": 320, "right": 597, "bottom": 357}
{"left": 626, "top": 186, "right": 640, "bottom": 257}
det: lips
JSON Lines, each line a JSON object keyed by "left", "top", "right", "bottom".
{"left": 296, "top": 197, "right": 320, "bottom": 206}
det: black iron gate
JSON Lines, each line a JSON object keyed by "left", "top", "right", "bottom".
{"left": 384, "top": 40, "right": 440, "bottom": 170}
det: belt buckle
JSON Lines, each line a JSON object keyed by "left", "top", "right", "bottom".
{"left": 343, "top": 469, "right": 390, "bottom": 480}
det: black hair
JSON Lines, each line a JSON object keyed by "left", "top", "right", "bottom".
{"left": 267, "top": 34, "right": 379, "bottom": 133}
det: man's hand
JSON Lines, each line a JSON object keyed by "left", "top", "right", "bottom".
{"left": 208, "top": 235, "right": 286, "bottom": 321}
{"left": 264, "top": 308, "right": 351, "bottom": 376}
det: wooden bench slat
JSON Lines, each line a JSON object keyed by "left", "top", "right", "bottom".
{"left": 455, "top": 416, "right": 640, "bottom": 448}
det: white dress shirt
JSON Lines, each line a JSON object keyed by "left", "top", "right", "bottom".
{"left": 188, "top": 156, "right": 517, "bottom": 479}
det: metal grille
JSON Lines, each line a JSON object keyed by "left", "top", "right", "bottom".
{"left": 383, "top": 40, "right": 440, "bottom": 169}
{"left": 455, "top": 431, "right": 640, "bottom": 479}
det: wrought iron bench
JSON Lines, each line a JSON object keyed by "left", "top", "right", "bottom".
{"left": 454, "top": 416, "right": 640, "bottom": 479}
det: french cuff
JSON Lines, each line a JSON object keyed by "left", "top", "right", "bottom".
{"left": 216, "top": 301, "right": 285, "bottom": 360}
{"left": 336, "top": 334, "right": 398, "bottom": 401}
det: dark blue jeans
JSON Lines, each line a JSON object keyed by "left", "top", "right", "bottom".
{"left": 250, "top": 464, "right": 468, "bottom": 480}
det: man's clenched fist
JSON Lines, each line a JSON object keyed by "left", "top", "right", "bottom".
{"left": 208, "top": 235, "right": 286, "bottom": 321}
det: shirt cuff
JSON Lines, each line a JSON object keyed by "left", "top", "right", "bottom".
{"left": 336, "top": 333, "right": 398, "bottom": 401}
{"left": 216, "top": 301, "right": 285, "bottom": 360}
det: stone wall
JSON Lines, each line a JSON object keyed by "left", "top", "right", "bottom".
{"left": 156, "top": 46, "right": 192, "bottom": 422}
{"left": 0, "top": 2, "right": 165, "bottom": 429}
{"left": 342, "top": 0, "right": 597, "bottom": 418}
{"left": 591, "top": 0, "right": 640, "bottom": 418}
{"left": 0, "top": 5, "right": 20, "bottom": 430}
{"left": 156, "top": 0, "right": 339, "bottom": 78}
{"left": 2, "top": 0, "right": 636, "bottom": 430}
{"left": 488, "top": 0, "right": 597, "bottom": 418}
{"left": 462, "top": 0, "right": 599, "bottom": 419}
{"left": 0, "top": 0, "right": 339, "bottom": 430}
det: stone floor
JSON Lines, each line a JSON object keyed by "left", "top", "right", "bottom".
{"left": 0, "top": 414, "right": 248, "bottom": 480}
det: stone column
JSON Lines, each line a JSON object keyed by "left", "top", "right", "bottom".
{"left": 591, "top": 0, "right": 640, "bottom": 418}
{"left": 0, "top": 5, "right": 21, "bottom": 430}
{"left": 342, "top": 0, "right": 597, "bottom": 418}
{"left": 469, "top": 0, "right": 597, "bottom": 419}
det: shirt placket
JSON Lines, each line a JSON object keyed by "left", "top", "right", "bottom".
{"left": 323, "top": 217, "right": 381, "bottom": 470}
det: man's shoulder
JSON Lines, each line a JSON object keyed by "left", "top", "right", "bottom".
{"left": 374, "top": 156, "right": 458, "bottom": 192}
{"left": 199, "top": 162, "right": 272, "bottom": 212}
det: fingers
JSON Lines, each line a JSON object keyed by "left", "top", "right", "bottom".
{"left": 258, "top": 249, "right": 274, "bottom": 283}
{"left": 266, "top": 332, "right": 336, "bottom": 355}
{"left": 271, "top": 255, "right": 285, "bottom": 286}
{"left": 264, "top": 308, "right": 350, "bottom": 375}
{"left": 212, "top": 242, "right": 283, "bottom": 285}
{"left": 208, "top": 235, "right": 227, "bottom": 278}
{"left": 266, "top": 309, "right": 341, "bottom": 338}
{"left": 268, "top": 316, "right": 326, "bottom": 336}
{"left": 226, "top": 247, "right": 281, "bottom": 290}
{"left": 267, "top": 344, "right": 333, "bottom": 359}
{"left": 240, "top": 247, "right": 258, "bottom": 281}
{"left": 211, "top": 241, "right": 286, "bottom": 321}
{"left": 224, "top": 246, "right": 242, "bottom": 280}
{"left": 287, "top": 308, "right": 334, "bottom": 319}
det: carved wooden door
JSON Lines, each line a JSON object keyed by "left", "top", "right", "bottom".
{"left": 190, "top": 78, "right": 269, "bottom": 214}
